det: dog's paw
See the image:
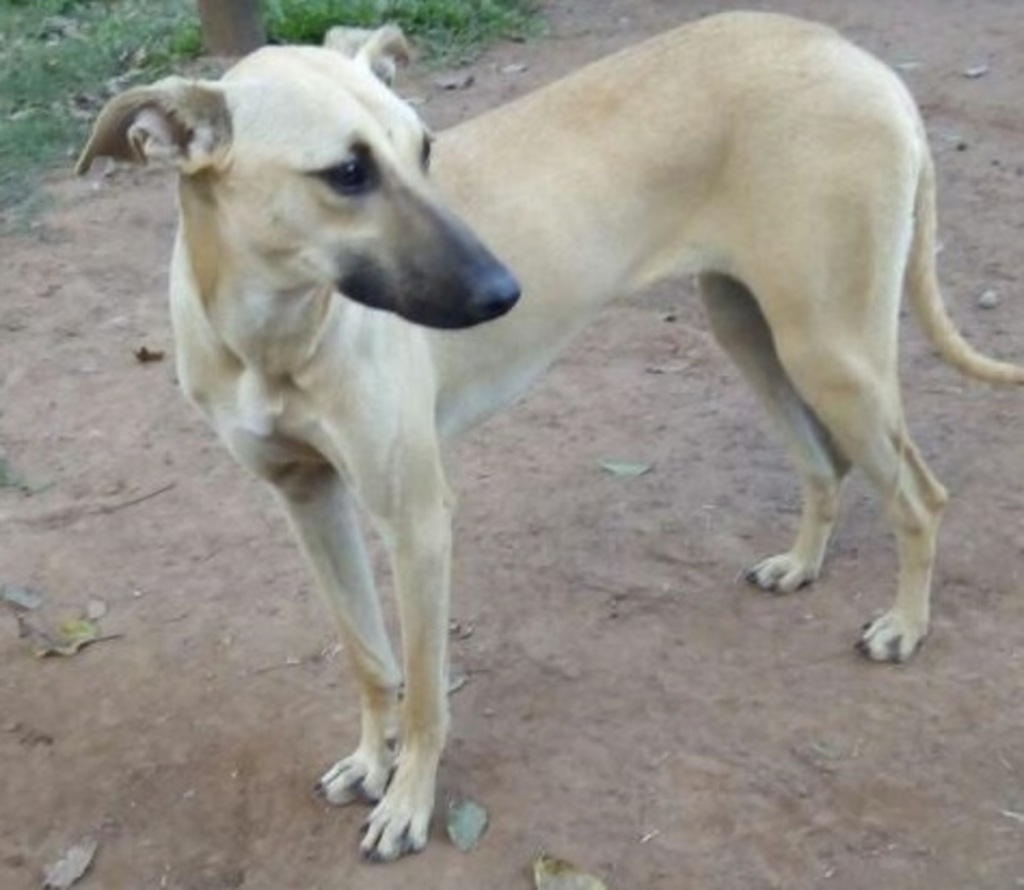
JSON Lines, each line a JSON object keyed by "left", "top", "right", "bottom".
{"left": 315, "top": 748, "right": 394, "bottom": 806}
{"left": 359, "top": 760, "right": 435, "bottom": 862}
{"left": 744, "top": 552, "right": 819, "bottom": 594}
{"left": 855, "top": 610, "right": 927, "bottom": 663}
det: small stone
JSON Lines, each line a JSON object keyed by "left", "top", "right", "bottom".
{"left": 977, "top": 289, "right": 1000, "bottom": 309}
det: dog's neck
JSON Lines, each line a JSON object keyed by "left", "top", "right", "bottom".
{"left": 178, "top": 179, "right": 334, "bottom": 381}
{"left": 211, "top": 280, "right": 333, "bottom": 380}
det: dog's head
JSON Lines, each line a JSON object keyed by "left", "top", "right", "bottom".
{"left": 76, "top": 26, "right": 520, "bottom": 330}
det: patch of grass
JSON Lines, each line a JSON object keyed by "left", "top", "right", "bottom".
{"left": 264, "top": 0, "right": 543, "bottom": 63}
{"left": 0, "top": 0, "right": 542, "bottom": 228}
{"left": 0, "top": 0, "right": 202, "bottom": 227}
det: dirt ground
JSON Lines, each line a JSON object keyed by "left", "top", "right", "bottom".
{"left": 2, "top": 1, "right": 1023, "bottom": 887}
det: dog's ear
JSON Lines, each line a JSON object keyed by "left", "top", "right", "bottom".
{"left": 75, "top": 77, "right": 231, "bottom": 176}
{"left": 323, "top": 24, "right": 411, "bottom": 86}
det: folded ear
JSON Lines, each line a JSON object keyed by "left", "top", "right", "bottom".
{"left": 322, "top": 24, "right": 411, "bottom": 86}
{"left": 75, "top": 77, "right": 231, "bottom": 176}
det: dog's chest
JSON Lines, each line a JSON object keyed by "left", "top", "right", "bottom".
{"left": 207, "top": 368, "right": 321, "bottom": 476}
{"left": 233, "top": 370, "right": 283, "bottom": 438}
{"left": 185, "top": 288, "right": 338, "bottom": 464}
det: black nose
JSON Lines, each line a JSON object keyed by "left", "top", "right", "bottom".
{"left": 470, "top": 264, "right": 521, "bottom": 321}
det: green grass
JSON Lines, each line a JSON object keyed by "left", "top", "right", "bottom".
{"left": 0, "top": 0, "right": 542, "bottom": 228}
{"left": 0, "top": 0, "right": 203, "bottom": 225}
{"left": 263, "top": 0, "right": 542, "bottom": 63}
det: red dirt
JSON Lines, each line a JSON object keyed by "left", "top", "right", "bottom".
{"left": 2, "top": 2, "right": 1022, "bottom": 888}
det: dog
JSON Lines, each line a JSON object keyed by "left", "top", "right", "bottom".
{"left": 77, "top": 11, "right": 1024, "bottom": 861}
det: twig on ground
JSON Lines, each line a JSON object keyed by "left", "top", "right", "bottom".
{"left": 92, "top": 482, "right": 177, "bottom": 515}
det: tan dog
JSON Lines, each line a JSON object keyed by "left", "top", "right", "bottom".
{"left": 77, "top": 12, "right": 1024, "bottom": 861}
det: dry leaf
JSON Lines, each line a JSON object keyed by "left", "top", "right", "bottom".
{"left": 599, "top": 460, "right": 652, "bottom": 478}
{"left": 962, "top": 63, "right": 990, "bottom": 78}
{"left": 449, "top": 619, "right": 475, "bottom": 640}
{"left": 534, "top": 853, "right": 608, "bottom": 890}
{"left": 43, "top": 836, "right": 98, "bottom": 889}
{"left": 53, "top": 618, "right": 101, "bottom": 653}
{"left": 447, "top": 669, "right": 469, "bottom": 695}
{"left": 446, "top": 797, "right": 489, "bottom": 852}
{"left": 18, "top": 614, "right": 117, "bottom": 657}
{"left": 434, "top": 71, "right": 475, "bottom": 90}
{"left": 133, "top": 346, "right": 165, "bottom": 363}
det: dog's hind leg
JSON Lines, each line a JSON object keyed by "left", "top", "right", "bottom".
{"left": 769, "top": 316, "right": 948, "bottom": 662}
{"left": 269, "top": 464, "right": 403, "bottom": 806}
{"left": 700, "top": 273, "right": 851, "bottom": 593}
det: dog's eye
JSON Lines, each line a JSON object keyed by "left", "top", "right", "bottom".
{"left": 318, "top": 150, "right": 376, "bottom": 196}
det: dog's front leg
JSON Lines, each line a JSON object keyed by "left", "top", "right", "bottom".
{"left": 358, "top": 449, "right": 454, "bottom": 862}
{"left": 270, "top": 465, "right": 403, "bottom": 806}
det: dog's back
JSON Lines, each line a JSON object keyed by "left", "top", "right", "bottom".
{"left": 428, "top": 12, "right": 928, "bottom": 431}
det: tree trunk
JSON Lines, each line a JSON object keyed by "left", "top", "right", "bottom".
{"left": 197, "top": 0, "right": 266, "bottom": 57}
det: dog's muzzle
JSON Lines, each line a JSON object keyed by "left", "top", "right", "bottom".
{"left": 337, "top": 245, "right": 521, "bottom": 331}
{"left": 464, "top": 262, "right": 521, "bottom": 323}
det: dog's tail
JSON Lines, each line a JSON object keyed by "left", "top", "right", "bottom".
{"left": 906, "top": 152, "right": 1024, "bottom": 384}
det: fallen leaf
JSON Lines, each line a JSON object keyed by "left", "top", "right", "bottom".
{"left": 133, "top": 346, "right": 165, "bottom": 363}
{"left": 434, "top": 71, "right": 475, "bottom": 90}
{"left": 808, "top": 738, "right": 849, "bottom": 760}
{"left": 449, "top": 619, "right": 475, "bottom": 640}
{"left": 446, "top": 797, "right": 489, "bottom": 852}
{"left": 55, "top": 618, "right": 101, "bottom": 651}
{"left": 962, "top": 63, "right": 990, "bottom": 78}
{"left": 42, "top": 836, "right": 98, "bottom": 889}
{"left": 39, "top": 15, "right": 80, "bottom": 41}
{"left": 447, "top": 669, "right": 469, "bottom": 695}
{"left": 599, "top": 460, "right": 653, "bottom": 478}
{"left": 1, "top": 584, "right": 43, "bottom": 611}
{"left": 18, "top": 614, "right": 118, "bottom": 658}
{"left": 8, "top": 720, "right": 54, "bottom": 747}
{"left": 533, "top": 853, "right": 608, "bottom": 890}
